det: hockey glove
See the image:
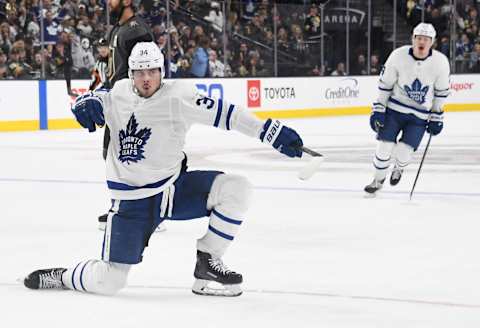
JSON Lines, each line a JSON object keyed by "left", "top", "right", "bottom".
{"left": 426, "top": 121, "right": 443, "bottom": 136}
{"left": 72, "top": 92, "right": 105, "bottom": 132}
{"left": 370, "top": 103, "right": 386, "bottom": 132}
{"left": 260, "top": 119, "right": 303, "bottom": 158}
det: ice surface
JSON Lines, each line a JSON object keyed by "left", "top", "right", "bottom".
{"left": 1, "top": 113, "right": 479, "bottom": 327}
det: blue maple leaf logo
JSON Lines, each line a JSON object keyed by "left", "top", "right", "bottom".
{"left": 118, "top": 113, "right": 152, "bottom": 164}
{"left": 404, "top": 78, "right": 429, "bottom": 105}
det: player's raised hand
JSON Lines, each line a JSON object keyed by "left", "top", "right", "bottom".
{"left": 260, "top": 119, "right": 303, "bottom": 158}
{"left": 72, "top": 92, "right": 105, "bottom": 132}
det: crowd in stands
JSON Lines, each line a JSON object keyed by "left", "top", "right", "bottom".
{"left": 403, "top": 0, "right": 480, "bottom": 72}
{"left": 0, "top": 0, "right": 478, "bottom": 81}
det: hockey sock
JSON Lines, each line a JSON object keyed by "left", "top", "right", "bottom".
{"left": 62, "top": 260, "right": 131, "bottom": 296}
{"left": 373, "top": 141, "right": 395, "bottom": 181}
{"left": 393, "top": 142, "right": 414, "bottom": 169}
{"left": 197, "top": 174, "right": 252, "bottom": 258}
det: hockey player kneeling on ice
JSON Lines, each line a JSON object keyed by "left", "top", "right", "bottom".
{"left": 364, "top": 23, "right": 450, "bottom": 195}
{"left": 23, "top": 42, "right": 303, "bottom": 297}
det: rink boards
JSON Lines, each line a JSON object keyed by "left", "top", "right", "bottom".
{"left": 0, "top": 75, "right": 479, "bottom": 131}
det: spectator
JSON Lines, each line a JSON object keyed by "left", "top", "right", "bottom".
{"left": 77, "top": 3, "right": 88, "bottom": 18}
{"left": 242, "top": 0, "right": 257, "bottom": 21}
{"left": 31, "top": 51, "right": 54, "bottom": 79}
{"left": 208, "top": 49, "right": 225, "bottom": 77}
{"left": 0, "top": 22, "right": 14, "bottom": 54}
{"left": 370, "top": 54, "right": 381, "bottom": 75}
{"left": 0, "top": 49, "right": 7, "bottom": 67}
{"left": 26, "top": 13, "right": 40, "bottom": 40}
{"left": 331, "top": 62, "right": 346, "bottom": 76}
{"left": 246, "top": 51, "right": 267, "bottom": 77}
{"left": 156, "top": 33, "right": 167, "bottom": 51}
{"left": 469, "top": 42, "right": 480, "bottom": 72}
{"left": 456, "top": 32, "right": 473, "bottom": 59}
{"left": 0, "top": 63, "right": 8, "bottom": 79}
{"left": 428, "top": 8, "right": 447, "bottom": 35}
{"left": 352, "top": 54, "right": 367, "bottom": 75}
{"left": 204, "top": 1, "right": 223, "bottom": 32}
{"left": 438, "top": 35, "right": 450, "bottom": 58}
{"left": 76, "top": 15, "right": 93, "bottom": 37}
{"left": 151, "top": 5, "right": 167, "bottom": 27}
{"left": 7, "top": 47, "right": 32, "bottom": 79}
{"left": 190, "top": 35, "right": 210, "bottom": 77}
{"left": 42, "top": 10, "right": 59, "bottom": 45}
{"left": 72, "top": 37, "right": 95, "bottom": 78}
{"left": 277, "top": 27, "right": 289, "bottom": 51}
{"left": 304, "top": 4, "right": 321, "bottom": 39}
{"left": 311, "top": 64, "right": 325, "bottom": 76}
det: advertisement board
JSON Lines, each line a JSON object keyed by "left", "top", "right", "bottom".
{"left": 0, "top": 75, "right": 479, "bottom": 132}
{"left": 0, "top": 81, "right": 38, "bottom": 120}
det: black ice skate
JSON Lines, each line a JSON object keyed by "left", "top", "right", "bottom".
{"left": 390, "top": 167, "right": 403, "bottom": 186}
{"left": 192, "top": 250, "right": 243, "bottom": 297}
{"left": 24, "top": 268, "right": 66, "bottom": 290}
{"left": 364, "top": 178, "right": 385, "bottom": 195}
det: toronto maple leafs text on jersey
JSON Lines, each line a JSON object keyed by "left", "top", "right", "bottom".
{"left": 94, "top": 79, "right": 264, "bottom": 200}
{"left": 376, "top": 46, "right": 450, "bottom": 121}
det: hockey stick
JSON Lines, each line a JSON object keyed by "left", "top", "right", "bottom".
{"left": 409, "top": 133, "right": 432, "bottom": 200}
{"left": 301, "top": 146, "right": 323, "bottom": 158}
{"left": 298, "top": 146, "right": 324, "bottom": 180}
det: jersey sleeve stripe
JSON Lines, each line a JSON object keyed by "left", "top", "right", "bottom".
{"left": 226, "top": 104, "right": 235, "bottom": 130}
{"left": 213, "top": 99, "right": 223, "bottom": 128}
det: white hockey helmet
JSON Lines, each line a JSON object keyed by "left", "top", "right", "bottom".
{"left": 128, "top": 41, "right": 165, "bottom": 78}
{"left": 413, "top": 23, "right": 436, "bottom": 41}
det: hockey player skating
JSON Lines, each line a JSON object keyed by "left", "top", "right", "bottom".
{"left": 365, "top": 23, "right": 450, "bottom": 195}
{"left": 23, "top": 42, "right": 304, "bottom": 297}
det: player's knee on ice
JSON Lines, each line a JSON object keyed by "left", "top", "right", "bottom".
{"left": 207, "top": 174, "right": 253, "bottom": 216}
{"left": 65, "top": 260, "right": 131, "bottom": 296}
{"left": 96, "top": 262, "right": 130, "bottom": 296}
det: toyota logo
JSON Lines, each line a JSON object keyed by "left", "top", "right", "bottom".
{"left": 249, "top": 86, "right": 260, "bottom": 101}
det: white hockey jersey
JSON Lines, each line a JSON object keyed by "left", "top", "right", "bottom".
{"left": 95, "top": 79, "right": 264, "bottom": 201}
{"left": 376, "top": 46, "right": 450, "bottom": 121}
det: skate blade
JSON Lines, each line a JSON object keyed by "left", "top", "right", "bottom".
{"left": 98, "top": 222, "right": 106, "bottom": 231}
{"left": 192, "top": 279, "right": 242, "bottom": 297}
{"left": 363, "top": 191, "right": 378, "bottom": 198}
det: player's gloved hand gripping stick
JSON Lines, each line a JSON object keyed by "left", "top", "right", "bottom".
{"left": 260, "top": 119, "right": 323, "bottom": 180}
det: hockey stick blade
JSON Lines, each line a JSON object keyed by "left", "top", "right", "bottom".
{"left": 298, "top": 146, "right": 324, "bottom": 180}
